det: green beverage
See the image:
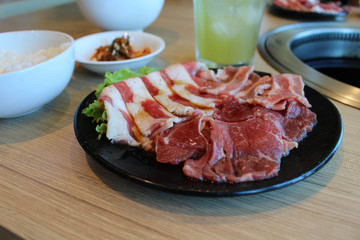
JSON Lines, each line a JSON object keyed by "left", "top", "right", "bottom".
{"left": 193, "top": 0, "right": 266, "bottom": 67}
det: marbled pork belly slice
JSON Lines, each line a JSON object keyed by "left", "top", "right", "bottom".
{"left": 234, "top": 75, "right": 272, "bottom": 102}
{"left": 184, "top": 63, "right": 267, "bottom": 97}
{"left": 142, "top": 71, "right": 212, "bottom": 117}
{"left": 248, "top": 73, "right": 311, "bottom": 110}
{"left": 161, "top": 62, "right": 221, "bottom": 108}
{"left": 181, "top": 61, "right": 211, "bottom": 86}
{"left": 200, "top": 65, "right": 256, "bottom": 96}
{"left": 99, "top": 85, "right": 142, "bottom": 146}
{"left": 113, "top": 77, "right": 182, "bottom": 138}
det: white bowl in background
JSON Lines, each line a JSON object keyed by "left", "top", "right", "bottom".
{"left": 76, "top": 0, "right": 165, "bottom": 31}
{"left": 0, "top": 30, "right": 75, "bottom": 118}
{"left": 75, "top": 31, "right": 165, "bottom": 75}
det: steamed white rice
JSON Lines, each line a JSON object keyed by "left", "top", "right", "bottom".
{"left": 0, "top": 42, "right": 70, "bottom": 74}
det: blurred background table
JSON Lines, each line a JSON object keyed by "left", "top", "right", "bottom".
{"left": 1, "top": 0, "right": 360, "bottom": 239}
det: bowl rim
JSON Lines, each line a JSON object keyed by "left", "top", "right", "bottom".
{"left": 74, "top": 30, "right": 165, "bottom": 66}
{"left": 0, "top": 30, "right": 74, "bottom": 77}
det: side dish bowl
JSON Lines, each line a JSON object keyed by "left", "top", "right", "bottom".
{"left": 0, "top": 30, "right": 75, "bottom": 118}
{"left": 75, "top": 31, "right": 165, "bottom": 75}
{"left": 76, "top": 0, "right": 165, "bottom": 31}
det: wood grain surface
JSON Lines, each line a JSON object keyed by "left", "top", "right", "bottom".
{"left": 1, "top": 1, "right": 359, "bottom": 239}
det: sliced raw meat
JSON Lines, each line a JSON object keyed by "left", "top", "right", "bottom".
{"left": 113, "top": 77, "right": 182, "bottom": 137}
{"left": 283, "top": 100, "right": 317, "bottom": 142}
{"left": 162, "top": 63, "right": 221, "bottom": 108}
{"left": 142, "top": 71, "right": 212, "bottom": 117}
{"left": 273, "top": 0, "right": 349, "bottom": 13}
{"left": 248, "top": 73, "right": 311, "bottom": 110}
{"left": 183, "top": 114, "right": 294, "bottom": 183}
{"left": 97, "top": 62, "right": 317, "bottom": 183}
{"left": 99, "top": 85, "right": 142, "bottom": 146}
{"left": 215, "top": 96, "right": 257, "bottom": 122}
{"left": 155, "top": 117, "right": 211, "bottom": 165}
{"left": 235, "top": 75, "right": 272, "bottom": 102}
{"left": 201, "top": 65, "right": 255, "bottom": 95}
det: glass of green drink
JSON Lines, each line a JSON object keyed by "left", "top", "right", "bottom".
{"left": 193, "top": 0, "right": 266, "bottom": 68}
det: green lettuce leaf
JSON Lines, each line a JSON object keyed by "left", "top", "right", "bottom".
{"left": 82, "top": 66, "right": 160, "bottom": 139}
{"left": 82, "top": 100, "right": 106, "bottom": 123}
{"left": 95, "top": 122, "right": 108, "bottom": 140}
{"left": 95, "top": 66, "right": 160, "bottom": 97}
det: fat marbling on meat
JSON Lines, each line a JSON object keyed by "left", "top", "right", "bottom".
{"left": 99, "top": 61, "right": 317, "bottom": 183}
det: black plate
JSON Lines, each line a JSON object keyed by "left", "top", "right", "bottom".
{"left": 74, "top": 80, "right": 343, "bottom": 196}
{"left": 268, "top": 4, "right": 348, "bottom": 21}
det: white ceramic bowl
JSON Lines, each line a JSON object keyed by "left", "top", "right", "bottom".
{"left": 76, "top": 0, "right": 165, "bottom": 31}
{"left": 0, "top": 30, "right": 75, "bottom": 118}
{"left": 75, "top": 31, "right": 165, "bottom": 75}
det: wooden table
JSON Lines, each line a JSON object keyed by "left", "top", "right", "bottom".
{"left": 1, "top": 1, "right": 359, "bottom": 239}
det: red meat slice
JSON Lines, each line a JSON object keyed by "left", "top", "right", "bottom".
{"left": 214, "top": 119, "right": 284, "bottom": 182}
{"left": 183, "top": 118, "right": 232, "bottom": 182}
{"left": 168, "top": 101, "right": 312, "bottom": 183}
{"left": 182, "top": 114, "right": 287, "bottom": 182}
{"left": 215, "top": 96, "right": 258, "bottom": 122}
{"left": 155, "top": 117, "right": 211, "bottom": 165}
{"left": 283, "top": 100, "right": 317, "bottom": 142}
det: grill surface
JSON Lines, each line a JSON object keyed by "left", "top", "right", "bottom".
{"left": 257, "top": 22, "right": 360, "bottom": 109}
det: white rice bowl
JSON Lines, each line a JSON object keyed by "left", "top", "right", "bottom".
{"left": 0, "top": 30, "right": 75, "bottom": 118}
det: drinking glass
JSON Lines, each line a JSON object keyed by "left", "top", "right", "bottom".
{"left": 193, "top": 0, "right": 266, "bottom": 68}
